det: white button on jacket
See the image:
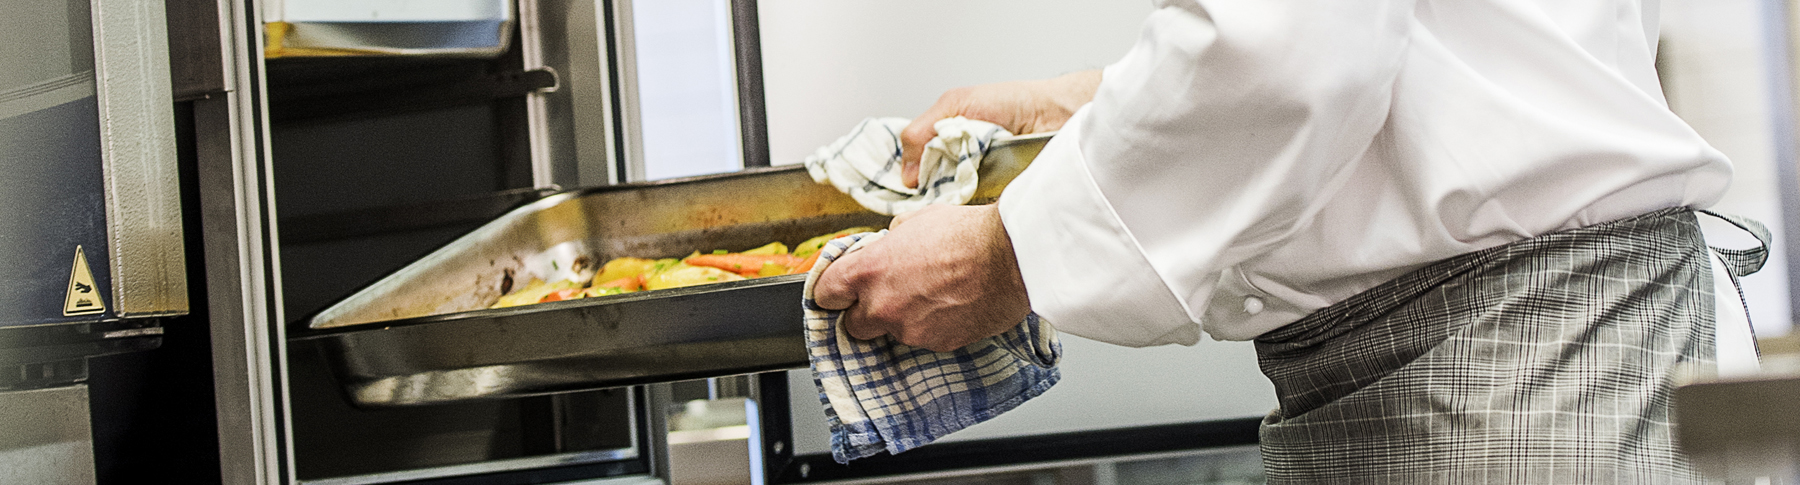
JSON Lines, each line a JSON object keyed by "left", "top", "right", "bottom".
{"left": 1242, "top": 297, "right": 1264, "bottom": 316}
{"left": 997, "top": 0, "right": 1731, "bottom": 346}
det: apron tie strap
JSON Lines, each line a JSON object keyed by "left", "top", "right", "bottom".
{"left": 1699, "top": 209, "right": 1771, "bottom": 278}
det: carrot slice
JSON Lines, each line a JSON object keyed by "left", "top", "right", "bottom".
{"left": 539, "top": 288, "right": 583, "bottom": 303}
{"left": 787, "top": 251, "right": 822, "bottom": 275}
{"left": 684, "top": 254, "right": 802, "bottom": 275}
{"left": 594, "top": 276, "right": 643, "bottom": 291}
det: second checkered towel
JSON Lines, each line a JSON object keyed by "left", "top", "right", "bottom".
{"left": 803, "top": 231, "right": 1062, "bottom": 464}
{"left": 803, "top": 117, "right": 1012, "bottom": 216}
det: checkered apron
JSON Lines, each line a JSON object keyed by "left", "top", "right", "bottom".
{"left": 1254, "top": 208, "right": 1768, "bottom": 483}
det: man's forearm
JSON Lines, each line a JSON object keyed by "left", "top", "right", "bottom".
{"left": 1024, "top": 69, "right": 1103, "bottom": 135}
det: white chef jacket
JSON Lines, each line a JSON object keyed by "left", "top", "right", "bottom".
{"left": 997, "top": 0, "right": 1732, "bottom": 346}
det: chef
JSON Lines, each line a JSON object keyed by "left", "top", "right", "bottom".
{"left": 812, "top": 0, "right": 1766, "bottom": 481}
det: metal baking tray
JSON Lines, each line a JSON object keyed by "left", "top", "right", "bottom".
{"left": 292, "top": 133, "right": 1052, "bottom": 407}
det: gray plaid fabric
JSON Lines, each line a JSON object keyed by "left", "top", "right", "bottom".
{"left": 1254, "top": 208, "right": 1766, "bottom": 484}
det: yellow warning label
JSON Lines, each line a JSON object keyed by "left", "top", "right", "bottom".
{"left": 63, "top": 245, "right": 105, "bottom": 316}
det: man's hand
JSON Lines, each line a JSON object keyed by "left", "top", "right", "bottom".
{"left": 900, "top": 70, "right": 1102, "bottom": 188}
{"left": 812, "top": 204, "right": 1030, "bottom": 352}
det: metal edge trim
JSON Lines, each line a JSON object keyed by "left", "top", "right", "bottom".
{"left": 549, "top": 0, "right": 622, "bottom": 187}
{"left": 810, "top": 446, "right": 1261, "bottom": 485}
{"left": 99, "top": 327, "right": 164, "bottom": 339}
{"left": 251, "top": 0, "right": 305, "bottom": 476}
{"left": 731, "top": 0, "right": 768, "bottom": 169}
{"left": 196, "top": 0, "right": 298, "bottom": 482}
{"left": 645, "top": 382, "right": 675, "bottom": 480}
{"left": 624, "top": 386, "right": 645, "bottom": 461}
{"left": 610, "top": 0, "right": 646, "bottom": 182}
{"left": 92, "top": 0, "right": 189, "bottom": 316}
{"left": 300, "top": 271, "right": 807, "bottom": 337}
{"left": 991, "top": 131, "right": 1056, "bottom": 148}
{"left": 519, "top": 0, "right": 558, "bottom": 189}
{"left": 298, "top": 447, "right": 639, "bottom": 485}
{"left": 768, "top": 417, "right": 1263, "bottom": 483}
{"left": 494, "top": 0, "right": 517, "bottom": 56}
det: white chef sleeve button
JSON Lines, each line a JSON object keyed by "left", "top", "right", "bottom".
{"left": 1243, "top": 296, "right": 1265, "bottom": 315}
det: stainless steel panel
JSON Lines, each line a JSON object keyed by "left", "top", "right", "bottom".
{"left": 525, "top": 0, "right": 624, "bottom": 188}
{"left": 299, "top": 134, "right": 1049, "bottom": 407}
{"left": 0, "top": 386, "right": 96, "bottom": 485}
{"left": 93, "top": 0, "right": 187, "bottom": 317}
{"left": 609, "top": 0, "right": 646, "bottom": 182}
{"left": 730, "top": 0, "right": 769, "bottom": 169}
{"left": 198, "top": 0, "right": 289, "bottom": 482}
{"left": 1675, "top": 373, "right": 1800, "bottom": 481}
{"left": 0, "top": 0, "right": 112, "bottom": 327}
{"left": 300, "top": 448, "right": 639, "bottom": 485}
{"left": 262, "top": 0, "right": 514, "bottom": 58}
{"left": 518, "top": 0, "right": 562, "bottom": 189}
{"left": 1, "top": 0, "right": 185, "bottom": 325}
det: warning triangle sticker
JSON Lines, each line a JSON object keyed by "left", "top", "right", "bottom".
{"left": 63, "top": 245, "right": 106, "bottom": 316}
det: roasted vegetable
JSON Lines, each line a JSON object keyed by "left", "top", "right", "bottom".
{"left": 789, "top": 250, "right": 822, "bottom": 275}
{"left": 758, "top": 262, "right": 790, "bottom": 277}
{"left": 793, "top": 227, "right": 876, "bottom": 259}
{"left": 492, "top": 279, "right": 583, "bottom": 308}
{"left": 684, "top": 253, "right": 804, "bottom": 277}
{"left": 594, "top": 257, "right": 659, "bottom": 284}
{"left": 741, "top": 241, "right": 789, "bottom": 255}
{"left": 643, "top": 263, "right": 746, "bottom": 291}
{"left": 540, "top": 288, "right": 583, "bottom": 303}
{"left": 580, "top": 286, "right": 630, "bottom": 298}
{"left": 491, "top": 226, "right": 872, "bottom": 309}
{"left": 594, "top": 275, "right": 644, "bottom": 292}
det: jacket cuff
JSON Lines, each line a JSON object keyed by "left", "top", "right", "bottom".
{"left": 997, "top": 109, "right": 1202, "bottom": 347}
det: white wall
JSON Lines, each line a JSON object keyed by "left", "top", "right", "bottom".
{"left": 757, "top": 0, "right": 1155, "bottom": 165}
{"left": 1661, "top": 0, "right": 1795, "bottom": 337}
{"left": 632, "top": 0, "right": 745, "bottom": 180}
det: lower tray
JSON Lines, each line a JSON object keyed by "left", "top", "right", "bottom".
{"left": 293, "top": 275, "right": 808, "bottom": 407}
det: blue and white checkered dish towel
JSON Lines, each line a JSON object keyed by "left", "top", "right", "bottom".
{"left": 802, "top": 231, "right": 1061, "bottom": 464}
{"left": 803, "top": 117, "right": 1012, "bottom": 216}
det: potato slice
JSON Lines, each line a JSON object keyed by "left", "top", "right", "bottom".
{"left": 741, "top": 241, "right": 789, "bottom": 255}
{"left": 491, "top": 279, "right": 583, "bottom": 308}
{"left": 793, "top": 226, "right": 877, "bottom": 259}
{"left": 643, "top": 264, "right": 746, "bottom": 291}
{"left": 594, "top": 257, "right": 659, "bottom": 284}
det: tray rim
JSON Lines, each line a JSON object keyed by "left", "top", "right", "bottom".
{"left": 290, "top": 272, "right": 809, "bottom": 340}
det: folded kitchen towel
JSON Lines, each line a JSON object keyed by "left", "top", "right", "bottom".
{"left": 803, "top": 117, "right": 1012, "bottom": 216}
{"left": 802, "top": 231, "right": 1061, "bottom": 463}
